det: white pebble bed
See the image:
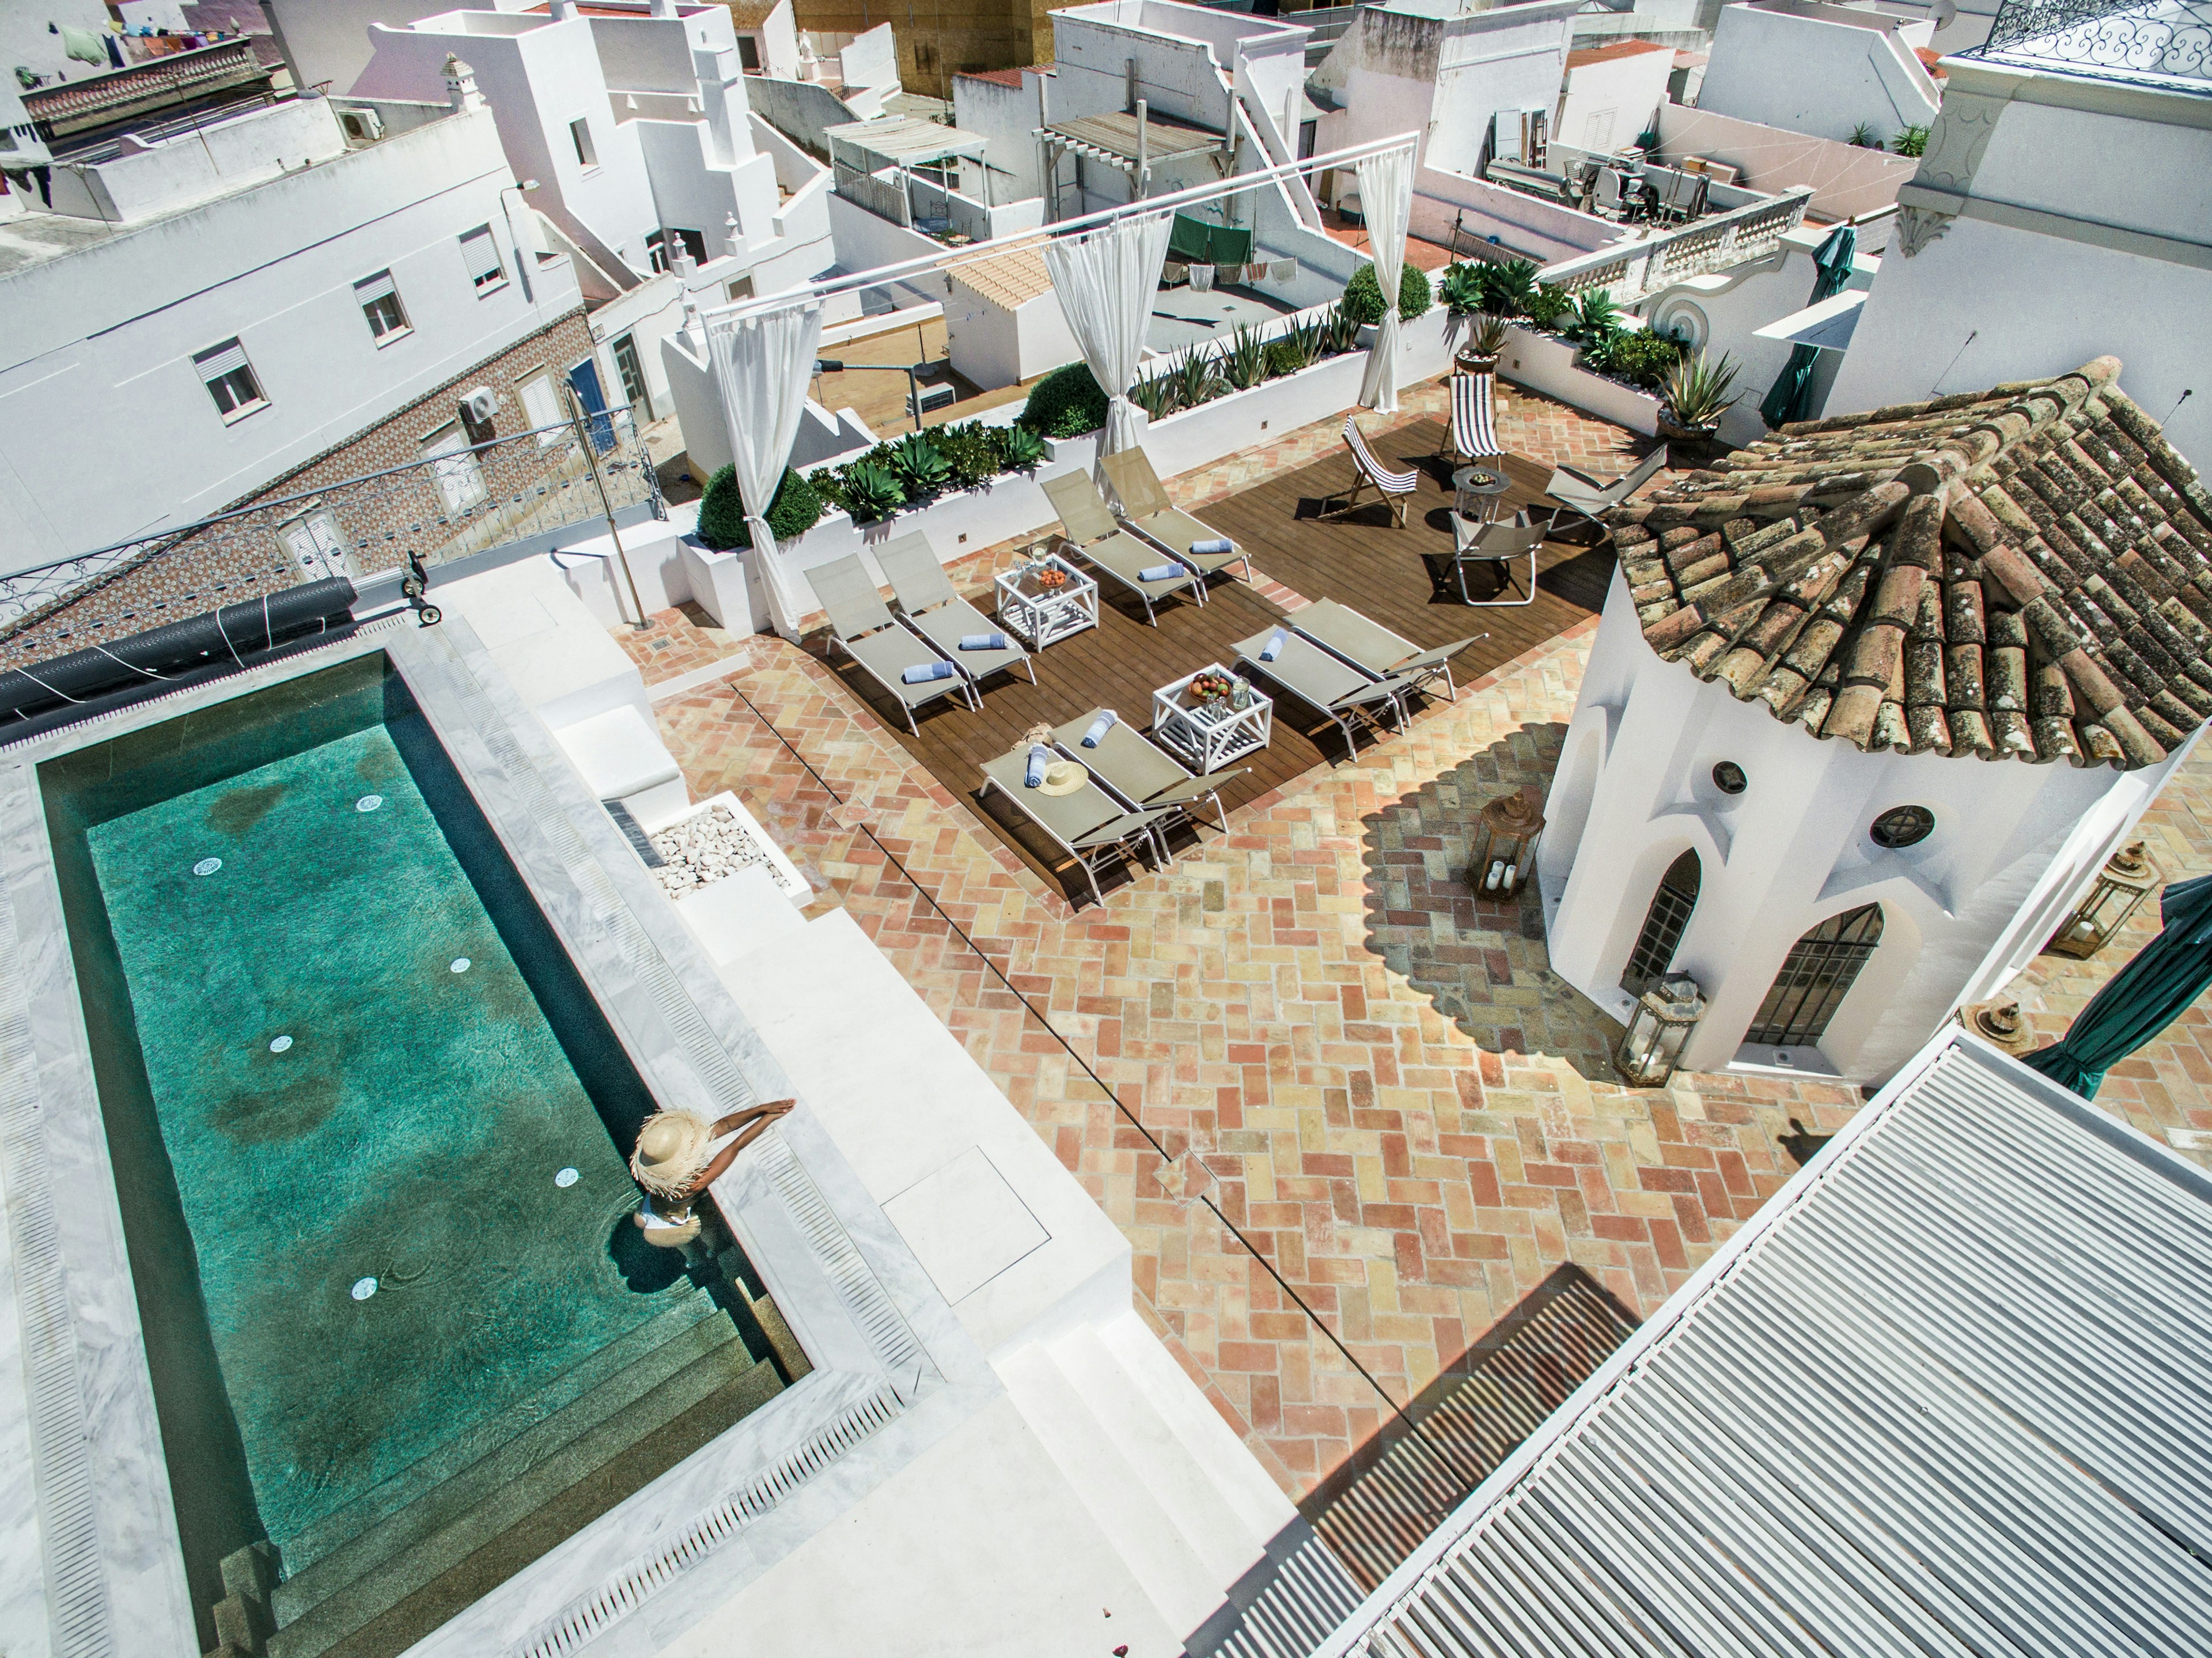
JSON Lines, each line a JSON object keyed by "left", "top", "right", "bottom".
{"left": 650, "top": 804, "right": 777, "bottom": 894}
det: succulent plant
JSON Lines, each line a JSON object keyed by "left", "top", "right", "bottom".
{"left": 886, "top": 431, "right": 951, "bottom": 498}
{"left": 1222, "top": 323, "right": 1268, "bottom": 391}
{"left": 1129, "top": 371, "right": 1178, "bottom": 420}
{"left": 1468, "top": 312, "right": 1510, "bottom": 358}
{"left": 997, "top": 424, "right": 1046, "bottom": 471}
{"left": 1661, "top": 351, "right": 1742, "bottom": 430}
{"left": 1438, "top": 262, "right": 1488, "bottom": 317}
{"left": 838, "top": 459, "right": 906, "bottom": 522}
{"left": 1171, "top": 345, "right": 1225, "bottom": 410}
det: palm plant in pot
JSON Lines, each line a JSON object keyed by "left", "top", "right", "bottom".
{"left": 1457, "top": 312, "right": 1510, "bottom": 374}
{"left": 1657, "top": 351, "right": 1741, "bottom": 448}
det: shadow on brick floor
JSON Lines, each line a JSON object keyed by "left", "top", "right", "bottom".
{"left": 1359, "top": 722, "right": 1623, "bottom": 1080}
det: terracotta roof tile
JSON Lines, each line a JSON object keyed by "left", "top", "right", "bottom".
{"left": 1618, "top": 357, "right": 2212, "bottom": 770}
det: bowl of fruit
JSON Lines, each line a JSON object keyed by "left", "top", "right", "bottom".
{"left": 1033, "top": 564, "right": 1069, "bottom": 592}
{"left": 1187, "top": 669, "right": 1236, "bottom": 708}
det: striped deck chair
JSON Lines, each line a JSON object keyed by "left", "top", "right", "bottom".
{"left": 1317, "top": 416, "right": 1421, "bottom": 528}
{"left": 1437, "top": 370, "right": 1502, "bottom": 465}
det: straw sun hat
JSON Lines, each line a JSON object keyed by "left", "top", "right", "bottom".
{"left": 1022, "top": 721, "right": 1089, "bottom": 797}
{"left": 630, "top": 1110, "right": 714, "bottom": 1198}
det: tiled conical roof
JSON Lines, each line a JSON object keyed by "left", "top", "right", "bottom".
{"left": 1613, "top": 358, "right": 2212, "bottom": 770}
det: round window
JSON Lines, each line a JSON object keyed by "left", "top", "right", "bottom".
{"left": 1711, "top": 762, "right": 1747, "bottom": 796}
{"left": 1869, "top": 805, "right": 1936, "bottom": 849}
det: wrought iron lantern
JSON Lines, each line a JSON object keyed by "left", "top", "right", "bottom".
{"left": 2048, "top": 840, "right": 2162, "bottom": 960}
{"left": 1614, "top": 972, "right": 1707, "bottom": 1087}
{"left": 1471, "top": 789, "right": 1546, "bottom": 898}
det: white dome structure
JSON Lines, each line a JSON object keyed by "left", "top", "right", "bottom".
{"left": 1540, "top": 358, "right": 2211, "bottom": 1084}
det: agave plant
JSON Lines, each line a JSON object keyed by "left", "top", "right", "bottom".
{"left": 1438, "top": 262, "right": 1488, "bottom": 317}
{"left": 1892, "top": 123, "right": 1929, "bottom": 157}
{"left": 1222, "top": 323, "right": 1269, "bottom": 392}
{"left": 1563, "top": 290, "right": 1622, "bottom": 347}
{"left": 1321, "top": 302, "right": 1363, "bottom": 356}
{"left": 1661, "top": 351, "right": 1742, "bottom": 431}
{"left": 1847, "top": 120, "right": 1884, "bottom": 150}
{"left": 838, "top": 459, "right": 906, "bottom": 522}
{"left": 885, "top": 431, "right": 952, "bottom": 498}
{"left": 1171, "top": 345, "right": 1225, "bottom": 410}
{"left": 996, "top": 424, "right": 1046, "bottom": 471}
{"left": 1468, "top": 312, "right": 1510, "bottom": 358}
{"left": 1479, "top": 259, "right": 1539, "bottom": 319}
{"left": 1128, "top": 371, "right": 1178, "bottom": 421}
{"left": 1279, "top": 315, "right": 1324, "bottom": 370}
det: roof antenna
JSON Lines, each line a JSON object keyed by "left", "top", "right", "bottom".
{"left": 2166, "top": 388, "right": 2194, "bottom": 424}
{"left": 1930, "top": 330, "right": 1977, "bottom": 396}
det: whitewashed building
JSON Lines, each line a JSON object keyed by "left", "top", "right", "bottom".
{"left": 1541, "top": 357, "right": 2212, "bottom": 1084}
{"left": 1825, "top": 0, "right": 2212, "bottom": 464}
{"left": 1696, "top": 0, "right": 1942, "bottom": 144}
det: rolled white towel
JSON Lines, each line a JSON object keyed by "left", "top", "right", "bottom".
{"left": 959, "top": 631, "right": 1007, "bottom": 652}
{"left": 902, "top": 660, "right": 955, "bottom": 684}
{"left": 1259, "top": 629, "right": 1287, "bottom": 661}
{"left": 1024, "top": 744, "right": 1052, "bottom": 788}
{"left": 1190, "top": 537, "right": 1233, "bottom": 556}
{"left": 1080, "top": 710, "right": 1118, "bottom": 748}
{"left": 1138, "top": 563, "right": 1183, "bottom": 582}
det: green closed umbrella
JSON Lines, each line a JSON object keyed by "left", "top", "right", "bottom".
{"left": 1759, "top": 223, "right": 1857, "bottom": 430}
{"left": 2021, "top": 872, "right": 2212, "bottom": 1098}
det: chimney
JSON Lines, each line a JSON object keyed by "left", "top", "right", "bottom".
{"left": 443, "top": 54, "right": 484, "bottom": 113}
{"left": 550, "top": 0, "right": 577, "bottom": 18}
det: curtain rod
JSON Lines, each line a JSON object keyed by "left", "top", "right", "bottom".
{"left": 699, "top": 128, "right": 1419, "bottom": 327}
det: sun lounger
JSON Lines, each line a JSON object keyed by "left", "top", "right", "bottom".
{"left": 1437, "top": 370, "right": 1501, "bottom": 466}
{"left": 1444, "top": 515, "right": 1543, "bottom": 606}
{"left": 1043, "top": 468, "right": 1206, "bottom": 626}
{"left": 1539, "top": 445, "right": 1668, "bottom": 538}
{"left": 1318, "top": 415, "right": 1421, "bottom": 527}
{"left": 978, "top": 743, "right": 1173, "bottom": 906}
{"left": 873, "top": 531, "right": 1036, "bottom": 689}
{"left": 1098, "top": 449, "right": 1253, "bottom": 582}
{"left": 1231, "top": 621, "right": 1407, "bottom": 759}
{"left": 1049, "top": 708, "right": 1244, "bottom": 837}
{"left": 809, "top": 554, "right": 976, "bottom": 733}
{"left": 1291, "top": 598, "right": 1484, "bottom": 706}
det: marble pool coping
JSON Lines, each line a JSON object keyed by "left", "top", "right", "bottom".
{"left": 0, "top": 619, "right": 999, "bottom": 1658}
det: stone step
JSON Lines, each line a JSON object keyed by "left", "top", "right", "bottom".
{"left": 1000, "top": 1340, "right": 1229, "bottom": 1638}
{"left": 282, "top": 1289, "right": 725, "bottom": 1577}
{"left": 267, "top": 1339, "right": 782, "bottom": 1658}
{"left": 271, "top": 1296, "right": 740, "bottom": 1632}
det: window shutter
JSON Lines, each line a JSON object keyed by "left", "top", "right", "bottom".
{"left": 354, "top": 270, "right": 397, "bottom": 304}
{"left": 194, "top": 339, "right": 249, "bottom": 380}
{"left": 461, "top": 226, "right": 501, "bottom": 283}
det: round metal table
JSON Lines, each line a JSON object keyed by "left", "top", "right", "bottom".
{"left": 1453, "top": 464, "right": 1511, "bottom": 524}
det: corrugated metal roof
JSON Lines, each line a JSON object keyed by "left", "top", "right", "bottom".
{"left": 822, "top": 113, "right": 990, "bottom": 166}
{"left": 1330, "top": 1032, "right": 2212, "bottom": 1658}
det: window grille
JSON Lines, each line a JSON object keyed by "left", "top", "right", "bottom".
{"left": 1747, "top": 904, "right": 1885, "bottom": 1048}
{"left": 1622, "top": 850, "right": 1700, "bottom": 995}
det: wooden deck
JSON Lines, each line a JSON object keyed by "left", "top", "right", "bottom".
{"left": 817, "top": 416, "right": 1616, "bottom": 903}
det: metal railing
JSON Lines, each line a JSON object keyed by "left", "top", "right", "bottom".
{"left": 1975, "top": 0, "right": 2212, "bottom": 82}
{"left": 1540, "top": 186, "right": 1814, "bottom": 304}
{"left": 0, "top": 402, "right": 660, "bottom": 672}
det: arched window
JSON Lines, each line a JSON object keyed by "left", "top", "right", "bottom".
{"left": 1622, "top": 850, "right": 1700, "bottom": 995}
{"left": 1748, "top": 904, "right": 1885, "bottom": 1048}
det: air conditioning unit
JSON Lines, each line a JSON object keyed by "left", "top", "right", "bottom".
{"left": 338, "top": 107, "right": 383, "bottom": 143}
{"left": 460, "top": 387, "right": 498, "bottom": 425}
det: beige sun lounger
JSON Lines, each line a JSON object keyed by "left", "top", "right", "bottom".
{"left": 1540, "top": 445, "right": 1668, "bottom": 537}
{"left": 1043, "top": 468, "right": 1205, "bottom": 626}
{"left": 809, "top": 554, "right": 975, "bottom": 733}
{"left": 1232, "top": 620, "right": 1407, "bottom": 760}
{"left": 1099, "top": 449, "right": 1253, "bottom": 581}
{"left": 978, "top": 742, "right": 1173, "bottom": 906}
{"left": 873, "top": 531, "right": 1036, "bottom": 689}
{"left": 1050, "top": 708, "right": 1245, "bottom": 838}
{"left": 1291, "top": 598, "right": 1485, "bottom": 705}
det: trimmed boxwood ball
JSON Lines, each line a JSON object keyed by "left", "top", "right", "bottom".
{"left": 1018, "top": 361, "right": 1111, "bottom": 438}
{"left": 696, "top": 465, "right": 822, "bottom": 551}
{"left": 1341, "top": 262, "right": 1435, "bottom": 326}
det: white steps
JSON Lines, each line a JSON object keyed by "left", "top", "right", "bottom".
{"left": 1001, "top": 1313, "right": 1297, "bottom": 1644}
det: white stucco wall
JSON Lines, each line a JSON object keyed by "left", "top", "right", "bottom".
{"left": 1696, "top": 1, "right": 1940, "bottom": 145}
{"left": 953, "top": 70, "right": 1052, "bottom": 203}
{"left": 1827, "top": 60, "right": 2212, "bottom": 464}
{"left": 0, "top": 107, "right": 580, "bottom": 573}
{"left": 1540, "top": 571, "right": 2180, "bottom": 1085}
{"left": 1556, "top": 45, "right": 1676, "bottom": 156}
{"left": 43, "top": 94, "right": 347, "bottom": 224}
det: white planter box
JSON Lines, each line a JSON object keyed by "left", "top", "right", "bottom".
{"left": 1498, "top": 324, "right": 1663, "bottom": 437}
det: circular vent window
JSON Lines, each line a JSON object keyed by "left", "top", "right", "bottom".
{"left": 1869, "top": 805, "right": 1936, "bottom": 849}
{"left": 1712, "top": 761, "right": 1748, "bottom": 796}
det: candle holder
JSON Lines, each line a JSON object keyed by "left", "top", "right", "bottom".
{"left": 1469, "top": 788, "right": 1546, "bottom": 898}
{"left": 1613, "top": 972, "right": 1707, "bottom": 1087}
{"left": 2047, "top": 840, "right": 2162, "bottom": 959}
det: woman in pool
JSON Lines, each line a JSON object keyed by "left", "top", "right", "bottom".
{"left": 628, "top": 1099, "right": 794, "bottom": 1248}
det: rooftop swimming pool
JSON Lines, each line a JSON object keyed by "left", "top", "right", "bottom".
{"left": 41, "top": 654, "right": 790, "bottom": 1658}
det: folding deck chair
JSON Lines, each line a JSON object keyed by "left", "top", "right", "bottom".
{"left": 1042, "top": 468, "right": 1206, "bottom": 626}
{"left": 1444, "top": 516, "right": 1543, "bottom": 606}
{"left": 1437, "top": 370, "right": 1502, "bottom": 467}
{"left": 1098, "top": 448, "right": 1254, "bottom": 582}
{"left": 1538, "top": 446, "right": 1669, "bottom": 539}
{"left": 809, "top": 554, "right": 976, "bottom": 734}
{"left": 873, "top": 531, "right": 1036, "bottom": 691}
{"left": 1318, "top": 416, "right": 1421, "bottom": 528}
{"left": 1291, "top": 598, "right": 1485, "bottom": 706}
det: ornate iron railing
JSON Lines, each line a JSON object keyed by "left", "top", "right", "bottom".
{"left": 1973, "top": 0, "right": 2212, "bottom": 84}
{"left": 0, "top": 403, "right": 660, "bottom": 672}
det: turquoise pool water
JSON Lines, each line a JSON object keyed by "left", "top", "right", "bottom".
{"left": 43, "top": 656, "right": 777, "bottom": 1653}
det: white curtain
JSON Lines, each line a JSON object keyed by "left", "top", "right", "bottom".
{"left": 1356, "top": 145, "right": 1415, "bottom": 415}
{"left": 1044, "top": 209, "right": 1173, "bottom": 459}
{"left": 708, "top": 301, "right": 825, "bottom": 638}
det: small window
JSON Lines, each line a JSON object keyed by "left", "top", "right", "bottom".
{"left": 460, "top": 225, "right": 505, "bottom": 294}
{"left": 569, "top": 116, "right": 597, "bottom": 171}
{"left": 610, "top": 333, "right": 649, "bottom": 412}
{"left": 421, "top": 422, "right": 488, "bottom": 515}
{"left": 194, "top": 338, "right": 267, "bottom": 422}
{"left": 736, "top": 34, "right": 760, "bottom": 70}
{"left": 354, "top": 270, "right": 409, "bottom": 343}
{"left": 726, "top": 272, "right": 755, "bottom": 302}
{"left": 1747, "top": 905, "right": 1885, "bottom": 1050}
{"left": 517, "top": 372, "right": 566, "bottom": 446}
{"left": 1623, "top": 850, "right": 1700, "bottom": 997}
{"left": 1869, "top": 805, "right": 1936, "bottom": 849}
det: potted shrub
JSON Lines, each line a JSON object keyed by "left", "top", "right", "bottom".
{"left": 1657, "top": 351, "right": 1742, "bottom": 449}
{"left": 1457, "top": 312, "right": 1509, "bottom": 374}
